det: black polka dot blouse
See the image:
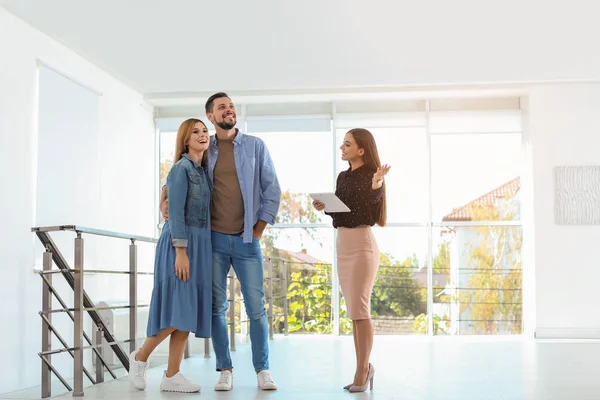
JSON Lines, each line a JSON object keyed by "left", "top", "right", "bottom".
{"left": 326, "top": 165, "right": 384, "bottom": 228}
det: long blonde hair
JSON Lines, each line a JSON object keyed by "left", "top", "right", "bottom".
{"left": 173, "top": 118, "right": 208, "bottom": 165}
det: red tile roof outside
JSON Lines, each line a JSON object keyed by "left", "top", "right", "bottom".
{"left": 273, "top": 248, "right": 323, "bottom": 269}
{"left": 442, "top": 177, "right": 520, "bottom": 222}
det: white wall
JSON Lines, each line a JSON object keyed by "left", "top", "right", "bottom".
{"left": 0, "top": 7, "right": 155, "bottom": 395}
{"left": 528, "top": 83, "right": 600, "bottom": 339}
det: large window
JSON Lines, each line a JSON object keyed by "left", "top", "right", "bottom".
{"left": 155, "top": 98, "right": 524, "bottom": 336}
{"left": 430, "top": 108, "right": 523, "bottom": 335}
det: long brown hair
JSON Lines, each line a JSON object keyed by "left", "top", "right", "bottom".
{"left": 347, "top": 128, "right": 387, "bottom": 227}
{"left": 174, "top": 118, "right": 208, "bottom": 165}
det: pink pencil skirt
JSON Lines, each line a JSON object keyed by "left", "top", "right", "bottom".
{"left": 336, "top": 226, "right": 379, "bottom": 320}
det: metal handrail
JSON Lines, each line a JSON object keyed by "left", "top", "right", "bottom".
{"left": 37, "top": 269, "right": 155, "bottom": 275}
{"left": 32, "top": 225, "right": 158, "bottom": 243}
{"left": 34, "top": 225, "right": 154, "bottom": 397}
{"left": 40, "top": 304, "right": 150, "bottom": 314}
{"left": 34, "top": 225, "right": 291, "bottom": 398}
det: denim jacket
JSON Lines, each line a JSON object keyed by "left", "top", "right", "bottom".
{"left": 207, "top": 131, "right": 281, "bottom": 243}
{"left": 167, "top": 153, "right": 211, "bottom": 247}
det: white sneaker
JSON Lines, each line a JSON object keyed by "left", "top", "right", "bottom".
{"left": 160, "top": 371, "right": 201, "bottom": 393}
{"left": 128, "top": 349, "right": 147, "bottom": 390}
{"left": 214, "top": 370, "right": 233, "bottom": 391}
{"left": 257, "top": 370, "right": 278, "bottom": 390}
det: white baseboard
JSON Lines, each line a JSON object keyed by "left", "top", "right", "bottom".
{"left": 535, "top": 327, "right": 600, "bottom": 340}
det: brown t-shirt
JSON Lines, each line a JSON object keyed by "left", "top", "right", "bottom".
{"left": 211, "top": 138, "right": 245, "bottom": 234}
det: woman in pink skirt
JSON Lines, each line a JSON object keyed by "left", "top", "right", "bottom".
{"left": 313, "top": 128, "right": 390, "bottom": 393}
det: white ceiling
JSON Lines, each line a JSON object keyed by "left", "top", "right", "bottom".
{"left": 2, "top": 0, "right": 600, "bottom": 96}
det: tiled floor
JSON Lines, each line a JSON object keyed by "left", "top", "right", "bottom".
{"left": 3, "top": 335, "right": 600, "bottom": 400}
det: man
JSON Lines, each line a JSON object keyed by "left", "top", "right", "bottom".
{"left": 160, "top": 92, "right": 281, "bottom": 391}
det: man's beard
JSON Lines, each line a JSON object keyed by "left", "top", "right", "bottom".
{"left": 216, "top": 118, "right": 236, "bottom": 130}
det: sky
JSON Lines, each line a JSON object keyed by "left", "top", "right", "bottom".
{"left": 159, "top": 111, "right": 523, "bottom": 266}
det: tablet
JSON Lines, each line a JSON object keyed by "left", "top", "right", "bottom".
{"left": 309, "top": 192, "right": 351, "bottom": 213}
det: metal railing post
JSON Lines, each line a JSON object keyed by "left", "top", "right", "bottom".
{"left": 41, "top": 250, "right": 52, "bottom": 398}
{"left": 94, "top": 327, "right": 104, "bottom": 384}
{"left": 229, "top": 272, "right": 236, "bottom": 352}
{"left": 204, "top": 338, "right": 211, "bottom": 358}
{"left": 73, "top": 234, "right": 84, "bottom": 397}
{"left": 129, "top": 240, "right": 138, "bottom": 354}
{"left": 268, "top": 261, "right": 274, "bottom": 340}
{"left": 282, "top": 261, "right": 289, "bottom": 336}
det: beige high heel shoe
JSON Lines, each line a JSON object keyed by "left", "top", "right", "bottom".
{"left": 343, "top": 382, "right": 353, "bottom": 390}
{"left": 349, "top": 363, "right": 375, "bottom": 393}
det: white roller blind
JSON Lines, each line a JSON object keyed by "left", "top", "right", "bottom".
{"left": 429, "top": 110, "right": 522, "bottom": 134}
{"left": 246, "top": 117, "right": 331, "bottom": 133}
{"left": 35, "top": 65, "right": 100, "bottom": 227}
{"left": 334, "top": 112, "right": 426, "bottom": 129}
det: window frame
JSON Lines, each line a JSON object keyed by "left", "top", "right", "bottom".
{"left": 154, "top": 99, "right": 524, "bottom": 336}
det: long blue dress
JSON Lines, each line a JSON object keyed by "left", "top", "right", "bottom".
{"left": 146, "top": 154, "right": 212, "bottom": 338}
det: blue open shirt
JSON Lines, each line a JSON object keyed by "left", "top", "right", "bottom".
{"left": 207, "top": 131, "right": 281, "bottom": 243}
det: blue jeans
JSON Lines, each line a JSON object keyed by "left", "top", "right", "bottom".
{"left": 211, "top": 231, "right": 269, "bottom": 372}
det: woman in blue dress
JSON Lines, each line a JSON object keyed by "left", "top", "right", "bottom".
{"left": 128, "top": 118, "right": 212, "bottom": 393}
